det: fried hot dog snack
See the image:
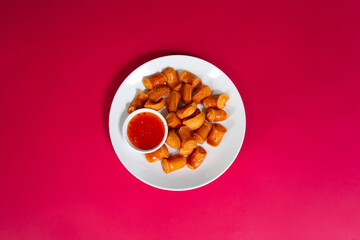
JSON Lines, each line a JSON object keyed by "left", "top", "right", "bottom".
{"left": 148, "top": 84, "right": 171, "bottom": 102}
{"left": 127, "top": 91, "right": 148, "bottom": 114}
{"left": 166, "top": 129, "right": 181, "bottom": 149}
{"left": 176, "top": 102, "right": 197, "bottom": 119}
{"left": 145, "top": 144, "right": 169, "bottom": 163}
{"left": 206, "top": 108, "right": 228, "bottom": 122}
{"left": 177, "top": 126, "right": 197, "bottom": 151}
{"left": 161, "top": 155, "right": 186, "bottom": 173}
{"left": 180, "top": 83, "right": 193, "bottom": 105}
{"left": 207, "top": 123, "right": 227, "bottom": 147}
{"left": 192, "top": 121, "right": 212, "bottom": 144}
{"left": 179, "top": 147, "right": 194, "bottom": 156}
{"left": 193, "top": 85, "right": 211, "bottom": 103}
{"left": 143, "top": 72, "right": 167, "bottom": 90}
{"left": 166, "top": 90, "right": 181, "bottom": 112}
{"left": 163, "top": 67, "right": 181, "bottom": 90}
{"left": 144, "top": 98, "right": 166, "bottom": 110}
{"left": 178, "top": 70, "right": 202, "bottom": 89}
{"left": 182, "top": 112, "right": 205, "bottom": 130}
{"left": 187, "top": 146, "right": 207, "bottom": 170}
{"left": 165, "top": 112, "right": 182, "bottom": 129}
{"left": 203, "top": 93, "right": 229, "bottom": 109}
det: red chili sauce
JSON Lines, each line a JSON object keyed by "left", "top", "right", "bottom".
{"left": 127, "top": 112, "right": 165, "bottom": 150}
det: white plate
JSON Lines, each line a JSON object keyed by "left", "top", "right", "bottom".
{"left": 109, "top": 55, "right": 246, "bottom": 191}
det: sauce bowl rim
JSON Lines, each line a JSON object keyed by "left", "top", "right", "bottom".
{"left": 122, "top": 108, "right": 168, "bottom": 154}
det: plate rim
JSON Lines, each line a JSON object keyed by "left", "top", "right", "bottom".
{"left": 108, "top": 54, "right": 246, "bottom": 191}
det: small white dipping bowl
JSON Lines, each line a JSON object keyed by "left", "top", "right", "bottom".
{"left": 122, "top": 108, "right": 168, "bottom": 154}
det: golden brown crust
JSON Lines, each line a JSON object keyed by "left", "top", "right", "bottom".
{"left": 176, "top": 102, "right": 197, "bottom": 119}
{"left": 187, "top": 146, "right": 207, "bottom": 170}
{"left": 207, "top": 123, "right": 227, "bottom": 147}
{"left": 178, "top": 70, "right": 202, "bottom": 89}
{"left": 192, "top": 121, "right": 212, "bottom": 144}
{"left": 203, "top": 93, "right": 229, "bottom": 109}
{"left": 166, "top": 129, "right": 181, "bottom": 149}
{"left": 144, "top": 98, "right": 166, "bottom": 110}
{"left": 148, "top": 84, "right": 171, "bottom": 102}
{"left": 165, "top": 112, "right": 182, "bottom": 129}
{"left": 183, "top": 108, "right": 201, "bottom": 122}
{"left": 182, "top": 112, "right": 205, "bottom": 130}
{"left": 127, "top": 91, "right": 148, "bottom": 114}
{"left": 179, "top": 147, "right": 194, "bottom": 156}
{"left": 193, "top": 85, "right": 211, "bottom": 103}
{"left": 161, "top": 155, "right": 186, "bottom": 173}
{"left": 180, "top": 84, "right": 193, "bottom": 105}
{"left": 177, "top": 126, "right": 197, "bottom": 150}
{"left": 145, "top": 145, "right": 169, "bottom": 163}
{"left": 143, "top": 72, "right": 168, "bottom": 90}
{"left": 206, "top": 108, "right": 228, "bottom": 122}
{"left": 166, "top": 90, "right": 181, "bottom": 112}
{"left": 163, "top": 67, "right": 181, "bottom": 90}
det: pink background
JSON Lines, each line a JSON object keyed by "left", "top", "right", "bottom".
{"left": 1, "top": 0, "right": 360, "bottom": 239}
